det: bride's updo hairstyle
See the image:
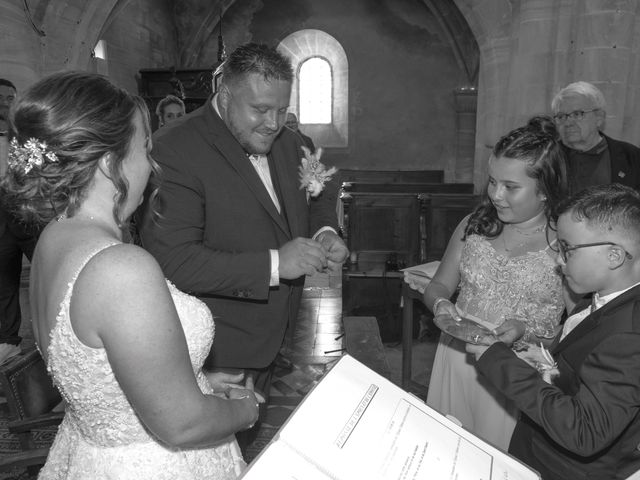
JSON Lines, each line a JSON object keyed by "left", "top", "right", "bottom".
{"left": 464, "top": 115, "right": 569, "bottom": 240}
{"left": 1, "top": 71, "right": 153, "bottom": 229}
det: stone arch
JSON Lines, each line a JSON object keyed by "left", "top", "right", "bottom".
{"left": 278, "top": 29, "right": 348, "bottom": 149}
{"left": 38, "top": 0, "right": 121, "bottom": 74}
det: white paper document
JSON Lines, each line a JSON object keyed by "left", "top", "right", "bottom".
{"left": 240, "top": 355, "right": 539, "bottom": 480}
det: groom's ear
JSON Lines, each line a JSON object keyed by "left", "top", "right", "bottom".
{"left": 218, "top": 84, "right": 231, "bottom": 112}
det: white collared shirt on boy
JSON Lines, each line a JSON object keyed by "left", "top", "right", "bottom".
{"left": 560, "top": 281, "right": 640, "bottom": 341}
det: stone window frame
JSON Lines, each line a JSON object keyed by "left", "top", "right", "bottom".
{"left": 278, "top": 29, "right": 348, "bottom": 148}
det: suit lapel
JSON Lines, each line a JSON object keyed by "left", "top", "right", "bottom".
{"left": 195, "top": 98, "right": 290, "bottom": 235}
{"left": 604, "top": 134, "right": 631, "bottom": 184}
{"left": 553, "top": 286, "right": 640, "bottom": 353}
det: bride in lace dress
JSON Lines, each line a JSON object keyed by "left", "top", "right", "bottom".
{"left": 423, "top": 117, "right": 572, "bottom": 451}
{"left": 0, "top": 72, "right": 258, "bottom": 479}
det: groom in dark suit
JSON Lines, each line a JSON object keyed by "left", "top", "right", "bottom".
{"left": 139, "top": 44, "right": 347, "bottom": 400}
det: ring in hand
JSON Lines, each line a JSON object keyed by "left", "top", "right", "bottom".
{"left": 473, "top": 334, "right": 480, "bottom": 344}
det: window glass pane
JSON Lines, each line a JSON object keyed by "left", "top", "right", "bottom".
{"left": 299, "top": 57, "right": 331, "bottom": 124}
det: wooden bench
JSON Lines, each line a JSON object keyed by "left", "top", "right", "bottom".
{"left": 343, "top": 316, "right": 391, "bottom": 380}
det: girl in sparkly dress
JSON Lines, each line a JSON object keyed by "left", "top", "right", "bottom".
{"left": 424, "top": 117, "right": 570, "bottom": 450}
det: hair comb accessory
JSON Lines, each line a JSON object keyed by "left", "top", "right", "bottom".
{"left": 8, "top": 137, "right": 59, "bottom": 174}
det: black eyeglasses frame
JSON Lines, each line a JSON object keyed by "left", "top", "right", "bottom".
{"left": 555, "top": 240, "right": 633, "bottom": 262}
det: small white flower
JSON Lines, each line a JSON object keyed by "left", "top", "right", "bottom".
{"left": 8, "top": 137, "right": 59, "bottom": 175}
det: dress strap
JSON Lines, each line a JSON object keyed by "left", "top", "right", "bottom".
{"left": 47, "top": 241, "right": 121, "bottom": 366}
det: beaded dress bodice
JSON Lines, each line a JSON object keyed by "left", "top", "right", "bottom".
{"left": 456, "top": 234, "right": 564, "bottom": 337}
{"left": 39, "top": 244, "right": 243, "bottom": 479}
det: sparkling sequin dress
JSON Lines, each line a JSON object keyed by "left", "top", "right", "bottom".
{"left": 38, "top": 245, "right": 245, "bottom": 479}
{"left": 426, "top": 234, "right": 564, "bottom": 451}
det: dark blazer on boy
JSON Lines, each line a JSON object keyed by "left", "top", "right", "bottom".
{"left": 139, "top": 97, "right": 338, "bottom": 370}
{"left": 476, "top": 285, "right": 640, "bottom": 480}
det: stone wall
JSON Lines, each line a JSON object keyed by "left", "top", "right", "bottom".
{"left": 0, "top": 0, "right": 177, "bottom": 93}
{"left": 455, "top": 0, "right": 640, "bottom": 191}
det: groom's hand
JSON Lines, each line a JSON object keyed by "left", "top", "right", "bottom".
{"left": 316, "top": 230, "right": 348, "bottom": 272}
{"left": 279, "top": 237, "right": 327, "bottom": 279}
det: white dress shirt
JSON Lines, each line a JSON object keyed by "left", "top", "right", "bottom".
{"left": 560, "top": 281, "right": 640, "bottom": 341}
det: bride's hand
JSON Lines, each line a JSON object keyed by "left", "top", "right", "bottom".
{"left": 205, "top": 371, "right": 245, "bottom": 395}
{"left": 243, "top": 375, "right": 266, "bottom": 404}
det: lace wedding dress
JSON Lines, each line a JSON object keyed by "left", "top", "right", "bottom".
{"left": 426, "top": 235, "right": 565, "bottom": 451}
{"left": 38, "top": 245, "right": 245, "bottom": 479}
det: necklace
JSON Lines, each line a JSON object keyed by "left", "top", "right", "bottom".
{"left": 56, "top": 213, "right": 95, "bottom": 222}
{"left": 502, "top": 223, "right": 547, "bottom": 252}
{"left": 509, "top": 223, "right": 547, "bottom": 236}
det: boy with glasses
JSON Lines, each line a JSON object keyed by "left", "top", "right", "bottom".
{"left": 551, "top": 81, "right": 640, "bottom": 194}
{"left": 468, "top": 183, "right": 640, "bottom": 480}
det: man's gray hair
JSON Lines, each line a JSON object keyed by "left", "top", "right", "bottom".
{"left": 551, "top": 81, "right": 606, "bottom": 113}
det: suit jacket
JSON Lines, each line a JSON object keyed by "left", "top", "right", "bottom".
{"left": 139, "top": 97, "right": 339, "bottom": 369}
{"left": 564, "top": 134, "right": 640, "bottom": 192}
{"left": 476, "top": 285, "right": 640, "bottom": 480}
{"left": 605, "top": 134, "right": 640, "bottom": 189}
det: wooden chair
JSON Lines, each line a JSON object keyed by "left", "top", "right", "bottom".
{"left": 0, "top": 347, "right": 64, "bottom": 473}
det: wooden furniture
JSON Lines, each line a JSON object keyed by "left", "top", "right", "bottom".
{"left": 343, "top": 316, "right": 392, "bottom": 379}
{"left": 343, "top": 193, "right": 422, "bottom": 269}
{"left": 339, "top": 169, "right": 444, "bottom": 184}
{"left": 0, "top": 347, "right": 64, "bottom": 474}
{"left": 342, "top": 258, "right": 403, "bottom": 317}
{"left": 401, "top": 282, "right": 426, "bottom": 389}
{"left": 138, "top": 66, "right": 221, "bottom": 131}
{"left": 341, "top": 189, "right": 477, "bottom": 266}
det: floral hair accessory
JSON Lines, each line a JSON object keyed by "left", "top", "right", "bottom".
{"left": 8, "top": 137, "right": 59, "bottom": 174}
{"left": 298, "top": 146, "right": 337, "bottom": 197}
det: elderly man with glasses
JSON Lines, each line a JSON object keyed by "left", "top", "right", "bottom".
{"left": 552, "top": 81, "right": 640, "bottom": 194}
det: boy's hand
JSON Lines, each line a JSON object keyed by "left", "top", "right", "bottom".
{"left": 493, "top": 317, "right": 526, "bottom": 347}
{"left": 466, "top": 343, "right": 491, "bottom": 360}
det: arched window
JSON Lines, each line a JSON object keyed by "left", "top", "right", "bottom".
{"left": 278, "top": 30, "right": 348, "bottom": 148}
{"left": 299, "top": 57, "right": 332, "bottom": 124}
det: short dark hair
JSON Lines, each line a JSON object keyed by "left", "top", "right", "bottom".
{"left": 221, "top": 43, "right": 293, "bottom": 86}
{"left": 465, "top": 115, "right": 569, "bottom": 239}
{"left": 558, "top": 184, "right": 640, "bottom": 242}
{"left": 0, "top": 78, "right": 16, "bottom": 91}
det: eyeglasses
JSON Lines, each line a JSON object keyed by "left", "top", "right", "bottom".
{"left": 553, "top": 109, "right": 599, "bottom": 123}
{"left": 555, "top": 239, "right": 633, "bottom": 262}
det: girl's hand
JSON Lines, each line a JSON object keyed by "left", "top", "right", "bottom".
{"left": 433, "top": 298, "right": 462, "bottom": 321}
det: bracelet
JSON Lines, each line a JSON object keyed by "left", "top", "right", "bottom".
{"left": 237, "top": 394, "right": 260, "bottom": 429}
{"left": 432, "top": 297, "right": 449, "bottom": 314}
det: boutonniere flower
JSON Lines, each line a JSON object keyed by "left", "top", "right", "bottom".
{"left": 298, "top": 146, "right": 337, "bottom": 197}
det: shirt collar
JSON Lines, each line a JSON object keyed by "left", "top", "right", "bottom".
{"left": 593, "top": 281, "right": 640, "bottom": 311}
